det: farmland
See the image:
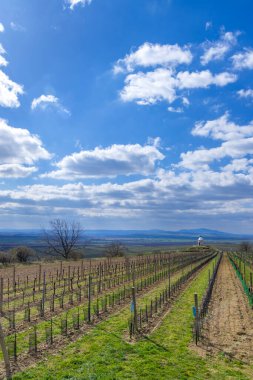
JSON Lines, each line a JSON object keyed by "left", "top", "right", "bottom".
{"left": 0, "top": 245, "right": 251, "bottom": 379}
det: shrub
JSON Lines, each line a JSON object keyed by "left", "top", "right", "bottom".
{"left": 0, "top": 251, "right": 13, "bottom": 264}
{"left": 106, "top": 242, "right": 125, "bottom": 258}
{"left": 9, "top": 246, "right": 35, "bottom": 263}
{"left": 69, "top": 250, "right": 84, "bottom": 260}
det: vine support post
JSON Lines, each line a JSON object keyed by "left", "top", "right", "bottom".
{"left": 0, "top": 278, "right": 3, "bottom": 316}
{"left": 0, "top": 322, "right": 11, "bottom": 379}
{"left": 168, "top": 252, "right": 171, "bottom": 298}
{"left": 194, "top": 293, "right": 199, "bottom": 345}
{"left": 88, "top": 275, "right": 92, "bottom": 323}
{"left": 131, "top": 286, "right": 138, "bottom": 333}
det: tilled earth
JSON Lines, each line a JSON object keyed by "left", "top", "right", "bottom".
{"left": 199, "top": 255, "right": 253, "bottom": 362}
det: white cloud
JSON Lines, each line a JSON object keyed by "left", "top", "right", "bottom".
{"left": 232, "top": 49, "right": 253, "bottom": 70}
{"left": 146, "top": 136, "right": 161, "bottom": 148}
{"left": 222, "top": 158, "right": 252, "bottom": 173}
{"left": 10, "top": 22, "right": 26, "bottom": 32}
{"left": 65, "top": 0, "right": 92, "bottom": 10}
{"left": 182, "top": 97, "right": 190, "bottom": 106}
{"left": 1, "top": 165, "right": 253, "bottom": 230}
{"left": 168, "top": 106, "right": 183, "bottom": 113}
{"left": 205, "top": 21, "right": 212, "bottom": 31}
{"left": 120, "top": 68, "right": 177, "bottom": 105}
{"left": 31, "top": 94, "right": 71, "bottom": 116}
{"left": 0, "top": 44, "right": 8, "bottom": 67}
{"left": 179, "top": 114, "right": 253, "bottom": 169}
{"left": 0, "top": 119, "right": 52, "bottom": 178}
{"left": 0, "top": 70, "right": 24, "bottom": 108}
{"left": 114, "top": 42, "right": 192, "bottom": 74}
{"left": 0, "top": 23, "right": 4, "bottom": 33}
{"left": 0, "top": 43, "right": 24, "bottom": 108}
{"left": 115, "top": 35, "right": 240, "bottom": 111}
{"left": 177, "top": 70, "right": 236, "bottom": 88}
{"left": 120, "top": 69, "right": 237, "bottom": 105}
{"left": 192, "top": 113, "right": 253, "bottom": 141}
{"left": 201, "top": 31, "right": 239, "bottom": 65}
{"left": 41, "top": 142, "right": 164, "bottom": 179}
{"left": 0, "top": 113, "right": 253, "bottom": 228}
{"left": 237, "top": 89, "right": 253, "bottom": 99}
{"left": 0, "top": 164, "right": 37, "bottom": 178}
{"left": 179, "top": 138, "right": 253, "bottom": 170}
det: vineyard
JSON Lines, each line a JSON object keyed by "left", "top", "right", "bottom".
{"left": 0, "top": 246, "right": 252, "bottom": 379}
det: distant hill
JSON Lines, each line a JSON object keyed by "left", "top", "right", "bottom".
{"left": 83, "top": 228, "right": 253, "bottom": 240}
{"left": 0, "top": 228, "right": 252, "bottom": 250}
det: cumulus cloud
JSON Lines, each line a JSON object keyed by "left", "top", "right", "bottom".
{"left": 31, "top": 94, "right": 71, "bottom": 116}
{"left": 1, "top": 164, "right": 253, "bottom": 230}
{"left": 201, "top": 31, "right": 239, "bottom": 65}
{"left": 0, "top": 115, "right": 251, "bottom": 229}
{"left": 237, "top": 88, "right": 253, "bottom": 100}
{"left": 120, "top": 68, "right": 237, "bottom": 105}
{"left": 0, "top": 43, "right": 24, "bottom": 108}
{"left": 192, "top": 113, "right": 253, "bottom": 141}
{"left": 0, "top": 112, "right": 253, "bottom": 229}
{"left": 179, "top": 114, "right": 253, "bottom": 169}
{"left": 168, "top": 106, "right": 183, "bottom": 113}
{"left": 0, "top": 23, "right": 4, "bottom": 33}
{"left": 120, "top": 68, "right": 177, "bottom": 105}
{"left": 0, "top": 119, "right": 52, "bottom": 178}
{"left": 222, "top": 158, "right": 252, "bottom": 173}
{"left": 65, "top": 0, "right": 92, "bottom": 10}
{"left": 177, "top": 70, "right": 236, "bottom": 88}
{"left": 41, "top": 143, "right": 164, "bottom": 179}
{"left": 0, "top": 164, "right": 37, "bottom": 178}
{"left": 232, "top": 49, "right": 253, "bottom": 70}
{"left": 178, "top": 142, "right": 253, "bottom": 170}
{"left": 0, "top": 44, "right": 8, "bottom": 67}
{"left": 114, "top": 42, "right": 192, "bottom": 74}
{"left": 115, "top": 35, "right": 240, "bottom": 111}
{"left": 0, "top": 70, "right": 24, "bottom": 108}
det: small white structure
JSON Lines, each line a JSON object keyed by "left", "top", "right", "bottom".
{"left": 197, "top": 236, "right": 204, "bottom": 246}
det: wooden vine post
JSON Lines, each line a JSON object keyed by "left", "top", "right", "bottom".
{"left": 38, "top": 264, "right": 42, "bottom": 291}
{"left": 168, "top": 252, "right": 171, "bottom": 298}
{"left": 131, "top": 286, "right": 138, "bottom": 333}
{"left": 13, "top": 266, "right": 16, "bottom": 293}
{"left": 0, "top": 321, "right": 11, "bottom": 379}
{"left": 88, "top": 274, "right": 92, "bottom": 323}
{"left": 0, "top": 278, "right": 3, "bottom": 316}
{"left": 194, "top": 293, "right": 199, "bottom": 344}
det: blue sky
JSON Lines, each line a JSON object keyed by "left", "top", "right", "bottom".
{"left": 0, "top": 0, "right": 253, "bottom": 232}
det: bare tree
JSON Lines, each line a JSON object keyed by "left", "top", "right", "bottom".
{"left": 43, "top": 219, "right": 82, "bottom": 259}
{"left": 239, "top": 241, "right": 252, "bottom": 254}
{"left": 105, "top": 241, "right": 125, "bottom": 258}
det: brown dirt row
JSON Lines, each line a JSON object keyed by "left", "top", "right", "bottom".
{"left": 196, "top": 255, "right": 253, "bottom": 362}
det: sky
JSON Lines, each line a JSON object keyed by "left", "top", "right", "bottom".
{"left": 0, "top": 0, "right": 253, "bottom": 232}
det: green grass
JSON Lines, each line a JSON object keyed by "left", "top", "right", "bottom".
{"left": 12, "top": 260, "right": 252, "bottom": 380}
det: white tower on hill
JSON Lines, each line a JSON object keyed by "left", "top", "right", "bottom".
{"left": 198, "top": 236, "right": 204, "bottom": 246}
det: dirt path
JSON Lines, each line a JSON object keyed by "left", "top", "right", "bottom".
{"left": 199, "top": 255, "right": 253, "bottom": 362}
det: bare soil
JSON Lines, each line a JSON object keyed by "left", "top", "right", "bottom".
{"left": 196, "top": 255, "right": 253, "bottom": 363}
